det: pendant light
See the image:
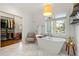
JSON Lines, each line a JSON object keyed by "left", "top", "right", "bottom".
{"left": 43, "top": 4, "right": 52, "bottom": 16}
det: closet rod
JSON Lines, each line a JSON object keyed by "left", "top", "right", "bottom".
{"left": 0, "top": 11, "right": 23, "bottom": 19}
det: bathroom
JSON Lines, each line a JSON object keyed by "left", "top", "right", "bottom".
{"left": 0, "top": 3, "right": 79, "bottom": 56}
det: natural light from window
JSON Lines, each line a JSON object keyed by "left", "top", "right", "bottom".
{"left": 45, "top": 17, "right": 65, "bottom": 35}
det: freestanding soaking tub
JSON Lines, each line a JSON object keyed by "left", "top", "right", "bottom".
{"left": 37, "top": 36, "right": 66, "bottom": 55}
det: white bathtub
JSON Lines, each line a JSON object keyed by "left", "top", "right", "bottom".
{"left": 37, "top": 36, "right": 66, "bottom": 55}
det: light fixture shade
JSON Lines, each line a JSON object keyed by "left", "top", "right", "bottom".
{"left": 43, "top": 4, "right": 52, "bottom": 16}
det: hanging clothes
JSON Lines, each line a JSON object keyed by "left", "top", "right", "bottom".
{"left": 9, "top": 19, "right": 15, "bottom": 29}
{"left": 12, "top": 20, "right": 15, "bottom": 29}
{"left": 10, "top": 19, "right": 12, "bottom": 29}
{"left": 8, "top": 19, "right": 10, "bottom": 29}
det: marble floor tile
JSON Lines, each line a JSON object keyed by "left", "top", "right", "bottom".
{"left": 0, "top": 42, "right": 68, "bottom": 56}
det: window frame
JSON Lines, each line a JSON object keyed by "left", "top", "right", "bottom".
{"left": 54, "top": 17, "right": 66, "bottom": 35}
{"left": 45, "top": 17, "right": 66, "bottom": 35}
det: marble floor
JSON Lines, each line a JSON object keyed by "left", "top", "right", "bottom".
{"left": 0, "top": 42, "right": 68, "bottom": 56}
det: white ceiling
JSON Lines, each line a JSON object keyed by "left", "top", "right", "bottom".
{"left": 0, "top": 3, "right": 73, "bottom": 16}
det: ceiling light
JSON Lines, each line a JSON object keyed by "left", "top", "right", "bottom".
{"left": 43, "top": 4, "right": 52, "bottom": 16}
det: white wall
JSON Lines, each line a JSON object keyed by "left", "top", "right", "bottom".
{"left": 0, "top": 5, "right": 23, "bottom": 33}
{"left": 31, "top": 3, "right": 74, "bottom": 39}
{"left": 32, "top": 12, "right": 45, "bottom": 34}
{"left": 32, "top": 12, "right": 75, "bottom": 39}
{"left": 22, "top": 13, "right": 34, "bottom": 43}
{"left": 69, "top": 17, "right": 76, "bottom": 40}
{"left": 0, "top": 5, "right": 33, "bottom": 43}
{"left": 0, "top": 3, "right": 75, "bottom": 43}
{"left": 75, "top": 23, "right": 79, "bottom": 55}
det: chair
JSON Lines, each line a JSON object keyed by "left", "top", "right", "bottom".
{"left": 26, "top": 32, "right": 36, "bottom": 42}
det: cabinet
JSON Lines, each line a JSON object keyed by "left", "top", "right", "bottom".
{"left": 0, "top": 16, "right": 15, "bottom": 40}
{"left": 0, "top": 16, "right": 16, "bottom": 47}
{"left": 0, "top": 11, "right": 22, "bottom": 47}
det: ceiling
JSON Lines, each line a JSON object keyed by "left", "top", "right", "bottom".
{"left": 0, "top": 3, "right": 73, "bottom": 16}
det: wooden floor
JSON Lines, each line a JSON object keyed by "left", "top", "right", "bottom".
{"left": 1, "top": 39, "right": 21, "bottom": 47}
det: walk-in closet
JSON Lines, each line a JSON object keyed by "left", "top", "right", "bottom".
{"left": 0, "top": 11, "right": 22, "bottom": 47}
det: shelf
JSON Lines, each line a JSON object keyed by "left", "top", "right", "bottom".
{"left": 70, "top": 3, "right": 79, "bottom": 17}
{"left": 1, "top": 39, "right": 21, "bottom": 47}
{"left": 70, "top": 19, "right": 79, "bottom": 24}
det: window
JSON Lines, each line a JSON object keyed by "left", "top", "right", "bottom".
{"left": 45, "top": 20, "right": 51, "bottom": 33}
{"left": 55, "top": 19, "right": 65, "bottom": 33}
{"left": 51, "top": 21, "right": 54, "bottom": 33}
{"left": 45, "top": 17, "right": 65, "bottom": 34}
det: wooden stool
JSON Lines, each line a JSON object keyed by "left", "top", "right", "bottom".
{"left": 66, "top": 42, "right": 75, "bottom": 55}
